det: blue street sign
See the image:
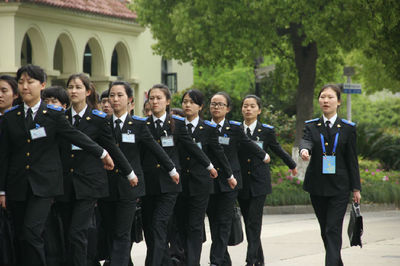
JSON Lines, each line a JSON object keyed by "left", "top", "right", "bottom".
{"left": 342, "top": 83, "right": 362, "bottom": 94}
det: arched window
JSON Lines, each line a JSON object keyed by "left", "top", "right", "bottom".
{"left": 83, "top": 44, "right": 92, "bottom": 75}
{"left": 111, "top": 48, "right": 118, "bottom": 77}
{"left": 21, "top": 34, "right": 32, "bottom": 65}
{"left": 53, "top": 39, "right": 63, "bottom": 73}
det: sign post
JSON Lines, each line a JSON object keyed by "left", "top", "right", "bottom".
{"left": 342, "top": 67, "right": 361, "bottom": 122}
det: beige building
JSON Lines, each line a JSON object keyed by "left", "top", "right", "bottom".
{"left": 0, "top": 0, "right": 193, "bottom": 114}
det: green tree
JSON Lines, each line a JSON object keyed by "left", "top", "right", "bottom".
{"left": 133, "top": 0, "right": 391, "bottom": 145}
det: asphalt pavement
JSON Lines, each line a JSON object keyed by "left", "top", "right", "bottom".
{"left": 129, "top": 208, "right": 400, "bottom": 265}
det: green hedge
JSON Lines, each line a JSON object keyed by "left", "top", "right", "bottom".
{"left": 266, "top": 159, "right": 400, "bottom": 206}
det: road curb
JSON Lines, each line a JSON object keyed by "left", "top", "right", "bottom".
{"left": 263, "top": 203, "right": 399, "bottom": 215}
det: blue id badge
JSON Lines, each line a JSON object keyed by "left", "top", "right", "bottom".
{"left": 322, "top": 156, "right": 336, "bottom": 174}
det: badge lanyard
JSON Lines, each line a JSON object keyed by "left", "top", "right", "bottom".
{"left": 320, "top": 131, "right": 339, "bottom": 155}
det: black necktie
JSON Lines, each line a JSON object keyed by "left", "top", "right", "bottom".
{"left": 25, "top": 108, "right": 34, "bottom": 129}
{"left": 187, "top": 123, "right": 193, "bottom": 136}
{"left": 216, "top": 124, "right": 221, "bottom": 134}
{"left": 326, "top": 121, "right": 331, "bottom": 139}
{"left": 115, "top": 119, "right": 122, "bottom": 144}
{"left": 155, "top": 119, "right": 162, "bottom": 136}
{"left": 73, "top": 115, "right": 81, "bottom": 128}
{"left": 246, "top": 127, "right": 252, "bottom": 138}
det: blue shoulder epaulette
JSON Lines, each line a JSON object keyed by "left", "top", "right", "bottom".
{"left": 204, "top": 120, "right": 217, "bottom": 128}
{"left": 341, "top": 118, "right": 356, "bottom": 126}
{"left": 229, "top": 120, "right": 242, "bottom": 126}
{"left": 262, "top": 123, "right": 274, "bottom": 129}
{"left": 305, "top": 118, "right": 319, "bottom": 124}
{"left": 172, "top": 114, "right": 184, "bottom": 121}
{"left": 4, "top": 105, "right": 19, "bottom": 114}
{"left": 92, "top": 109, "right": 107, "bottom": 118}
{"left": 47, "top": 104, "right": 63, "bottom": 111}
{"left": 132, "top": 115, "right": 147, "bottom": 121}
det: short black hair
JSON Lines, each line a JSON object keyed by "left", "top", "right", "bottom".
{"left": 109, "top": 80, "right": 133, "bottom": 99}
{"left": 181, "top": 89, "right": 204, "bottom": 107}
{"left": 16, "top": 64, "right": 47, "bottom": 83}
{"left": 242, "top": 94, "right": 262, "bottom": 109}
{"left": 100, "top": 90, "right": 109, "bottom": 100}
{"left": 42, "top": 86, "right": 70, "bottom": 107}
{"left": 318, "top": 84, "right": 341, "bottom": 101}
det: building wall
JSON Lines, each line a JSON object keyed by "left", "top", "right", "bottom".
{"left": 0, "top": 2, "right": 193, "bottom": 115}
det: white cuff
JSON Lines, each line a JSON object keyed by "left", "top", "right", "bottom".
{"left": 127, "top": 171, "right": 137, "bottom": 180}
{"left": 169, "top": 167, "right": 177, "bottom": 177}
{"left": 227, "top": 175, "right": 234, "bottom": 180}
{"left": 264, "top": 153, "right": 270, "bottom": 162}
{"left": 0, "top": 191, "right": 5, "bottom": 196}
{"left": 206, "top": 163, "right": 214, "bottom": 171}
{"left": 100, "top": 149, "right": 108, "bottom": 159}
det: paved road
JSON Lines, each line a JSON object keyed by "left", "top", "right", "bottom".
{"left": 129, "top": 209, "right": 400, "bottom": 265}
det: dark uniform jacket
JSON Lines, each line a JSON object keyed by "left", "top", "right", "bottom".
{"left": 299, "top": 117, "right": 361, "bottom": 196}
{"left": 208, "top": 120, "right": 267, "bottom": 193}
{"left": 178, "top": 119, "right": 232, "bottom": 196}
{"left": 105, "top": 115, "right": 175, "bottom": 201}
{"left": 58, "top": 107, "right": 133, "bottom": 201}
{"left": 142, "top": 114, "right": 211, "bottom": 195}
{"left": 239, "top": 121, "right": 297, "bottom": 199}
{"left": 0, "top": 103, "right": 104, "bottom": 201}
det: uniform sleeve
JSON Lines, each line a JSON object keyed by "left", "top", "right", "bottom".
{"left": 0, "top": 116, "right": 10, "bottom": 192}
{"left": 265, "top": 129, "right": 296, "bottom": 169}
{"left": 95, "top": 118, "right": 133, "bottom": 176}
{"left": 140, "top": 122, "right": 175, "bottom": 171}
{"left": 53, "top": 110, "right": 104, "bottom": 158}
{"left": 299, "top": 123, "right": 314, "bottom": 154}
{"left": 344, "top": 126, "right": 361, "bottom": 191}
{"left": 207, "top": 126, "right": 233, "bottom": 178}
{"left": 174, "top": 120, "right": 211, "bottom": 168}
{"left": 238, "top": 126, "right": 266, "bottom": 160}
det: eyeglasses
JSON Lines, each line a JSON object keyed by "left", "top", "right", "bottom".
{"left": 210, "top": 102, "right": 227, "bottom": 108}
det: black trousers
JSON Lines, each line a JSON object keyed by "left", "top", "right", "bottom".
{"left": 98, "top": 199, "right": 137, "bottom": 266}
{"left": 8, "top": 194, "right": 53, "bottom": 266}
{"left": 238, "top": 194, "right": 266, "bottom": 265}
{"left": 310, "top": 193, "right": 349, "bottom": 266}
{"left": 56, "top": 199, "right": 96, "bottom": 266}
{"left": 174, "top": 193, "right": 210, "bottom": 266}
{"left": 142, "top": 192, "right": 178, "bottom": 266}
{"left": 206, "top": 190, "right": 238, "bottom": 265}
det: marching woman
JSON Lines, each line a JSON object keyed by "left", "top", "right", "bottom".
{"left": 207, "top": 92, "right": 270, "bottom": 266}
{"left": 300, "top": 84, "right": 361, "bottom": 266}
{"left": 142, "top": 84, "right": 217, "bottom": 266}
{"left": 175, "top": 89, "right": 233, "bottom": 266}
{"left": 0, "top": 64, "right": 114, "bottom": 266}
{"left": 99, "top": 81, "right": 178, "bottom": 266}
{"left": 239, "top": 95, "right": 297, "bottom": 266}
{"left": 56, "top": 73, "right": 136, "bottom": 266}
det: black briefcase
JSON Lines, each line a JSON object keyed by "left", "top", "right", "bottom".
{"left": 228, "top": 206, "right": 243, "bottom": 246}
{"left": 0, "top": 207, "right": 16, "bottom": 265}
{"left": 347, "top": 203, "right": 363, "bottom": 247}
{"left": 131, "top": 203, "right": 143, "bottom": 243}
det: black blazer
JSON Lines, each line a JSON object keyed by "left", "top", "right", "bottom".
{"left": 238, "top": 121, "right": 296, "bottom": 198}
{"left": 58, "top": 107, "right": 133, "bottom": 201}
{"left": 0, "top": 103, "right": 104, "bottom": 201}
{"left": 208, "top": 120, "right": 267, "bottom": 193}
{"left": 299, "top": 117, "right": 361, "bottom": 196}
{"left": 105, "top": 115, "right": 175, "bottom": 200}
{"left": 178, "top": 119, "right": 232, "bottom": 196}
{"left": 142, "top": 114, "right": 211, "bottom": 195}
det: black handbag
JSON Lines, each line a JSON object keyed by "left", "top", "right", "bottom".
{"left": 131, "top": 203, "right": 143, "bottom": 243}
{"left": 0, "top": 207, "right": 16, "bottom": 265}
{"left": 228, "top": 206, "right": 243, "bottom": 246}
{"left": 347, "top": 202, "right": 363, "bottom": 247}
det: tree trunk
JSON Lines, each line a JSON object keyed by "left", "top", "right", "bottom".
{"left": 289, "top": 23, "right": 318, "bottom": 147}
{"left": 289, "top": 23, "right": 318, "bottom": 180}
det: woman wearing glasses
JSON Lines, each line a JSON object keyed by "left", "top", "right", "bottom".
{"left": 207, "top": 92, "right": 270, "bottom": 266}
